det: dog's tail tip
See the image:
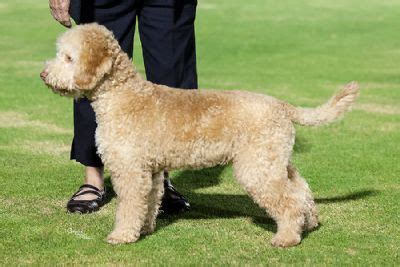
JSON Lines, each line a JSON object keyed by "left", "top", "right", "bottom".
{"left": 339, "top": 81, "right": 360, "bottom": 101}
{"left": 345, "top": 81, "right": 360, "bottom": 92}
{"left": 289, "top": 81, "right": 360, "bottom": 126}
{"left": 329, "top": 81, "right": 360, "bottom": 110}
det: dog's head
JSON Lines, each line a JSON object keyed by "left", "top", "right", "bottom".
{"left": 40, "top": 23, "right": 119, "bottom": 98}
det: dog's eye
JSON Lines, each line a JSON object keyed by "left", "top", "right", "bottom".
{"left": 65, "top": 55, "right": 73, "bottom": 63}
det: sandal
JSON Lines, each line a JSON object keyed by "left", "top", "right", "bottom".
{"left": 67, "top": 184, "right": 106, "bottom": 214}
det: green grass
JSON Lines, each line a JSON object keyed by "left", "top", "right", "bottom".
{"left": 0, "top": 0, "right": 399, "bottom": 265}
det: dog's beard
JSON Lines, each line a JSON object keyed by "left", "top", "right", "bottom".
{"left": 47, "top": 84, "right": 84, "bottom": 98}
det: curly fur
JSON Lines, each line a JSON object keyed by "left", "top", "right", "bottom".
{"left": 41, "top": 23, "right": 360, "bottom": 247}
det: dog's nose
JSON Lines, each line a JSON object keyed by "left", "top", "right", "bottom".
{"left": 40, "top": 70, "right": 48, "bottom": 81}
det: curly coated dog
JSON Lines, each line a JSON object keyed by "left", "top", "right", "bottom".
{"left": 41, "top": 24, "right": 360, "bottom": 247}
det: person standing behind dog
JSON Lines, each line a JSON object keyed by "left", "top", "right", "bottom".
{"left": 48, "top": 0, "right": 197, "bottom": 214}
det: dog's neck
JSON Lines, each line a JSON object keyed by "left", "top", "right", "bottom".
{"left": 88, "top": 50, "right": 157, "bottom": 119}
{"left": 89, "top": 51, "right": 149, "bottom": 101}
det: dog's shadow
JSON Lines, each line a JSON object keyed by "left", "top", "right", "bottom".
{"left": 158, "top": 166, "right": 275, "bottom": 232}
{"left": 104, "top": 167, "right": 378, "bottom": 235}
{"left": 294, "top": 135, "right": 312, "bottom": 153}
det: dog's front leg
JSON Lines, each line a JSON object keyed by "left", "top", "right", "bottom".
{"left": 141, "top": 171, "right": 165, "bottom": 235}
{"left": 107, "top": 168, "right": 152, "bottom": 245}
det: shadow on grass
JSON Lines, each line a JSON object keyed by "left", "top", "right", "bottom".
{"left": 103, "top": 167, "right": 378, "bottom": 235}
{"left": 164, "top": 166, "right": 276, "bottom": 230}
{"left": 103, "top": 166, "right": 276, "bottom": 232}
{"left": 294, "top": 135, "right": 312, "bottom": 153}
{"left": 103, "top": 177, "right": 116, "bottom": 206}
{"left": 157, "top": 194, "right": 277, "bottom": 233}
{"left": 315, "top": 190, "right": 378, "bottom": 203}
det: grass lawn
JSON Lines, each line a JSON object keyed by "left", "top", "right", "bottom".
{"left": 1, "top": 0, "right": 399, "bottom": 265}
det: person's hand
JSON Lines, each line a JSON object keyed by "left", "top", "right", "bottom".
{"left": 49, "top": 0, "right": 71, "bottom": 28}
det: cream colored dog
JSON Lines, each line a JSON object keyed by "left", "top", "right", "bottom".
{"left": 41, "top": 24, "right": 359, "bottom": 247}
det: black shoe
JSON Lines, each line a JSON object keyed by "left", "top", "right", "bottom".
{"left": 160, "top": 177, "right": 190, "bottom": 214}
{"left": 67, "top": 184, "right": 106, "bottom": 214}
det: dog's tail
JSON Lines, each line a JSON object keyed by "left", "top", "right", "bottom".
{"left": 284, "top": 81, "right": 360, "bottom": 126}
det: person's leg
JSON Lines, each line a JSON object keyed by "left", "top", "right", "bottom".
{"left": 138, "top": 0, "right": 198, "bottom": 89}
{"left": 67, "top": 0, "right": 138, "bottom": 207}
{"left": 138, "top": 0, "right": 198, "bottom": 212}
{"left": 70, "top": 98, "right": 104, "bottom": 201}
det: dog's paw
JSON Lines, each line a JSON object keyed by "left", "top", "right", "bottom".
{"left": 140, "top": 224, "right": 155, "bottom": 236}
{"left": 304, "top": 212, "right": 319, "bottom": 231}
{"left": 106, "top": 230, "right": 139, "bottom": 245}
{"left": 305, "top": 217, "right": 319, "bottom": 231}
{"left": 270, "top": 233, "right": 301, "bottom": 248}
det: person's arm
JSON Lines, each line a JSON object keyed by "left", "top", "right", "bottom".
{"left": 49, "top": 0, "right": 71, "bottom": 28}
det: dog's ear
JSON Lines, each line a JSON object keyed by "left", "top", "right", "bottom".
{"left": 73, "top": 25, "right": 116, "bottom": 90}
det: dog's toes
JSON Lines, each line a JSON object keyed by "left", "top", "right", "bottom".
{"left": 106, "top": 230, "right": 139, "bottom": 245}
{"left": 304, "top": 213, "right": 319, "bottom": 231}
{"left": 140, "top": 225, "right": 155, "bottom": 236}
{"left": 270, "top": 233, "right": 301, "bottom": 248}
{"left": 305, "top": 218, "right": 319, "bottom": 231}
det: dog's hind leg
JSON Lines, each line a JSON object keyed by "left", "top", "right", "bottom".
{"left": 141, "top": 171, "right": 165, "bottom": 235}
{"left": 233, "top": 147, "right": 309, "bottom": 248}
{"left": 287, "top": 164, "right": 319, "bottom": 231}
{"left": 107, "top": 165, "right": 153, "bottom": 244}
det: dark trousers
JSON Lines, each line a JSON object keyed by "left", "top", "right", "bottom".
{"left": 69, "top": 0, "right": 198, "bottom": 167}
